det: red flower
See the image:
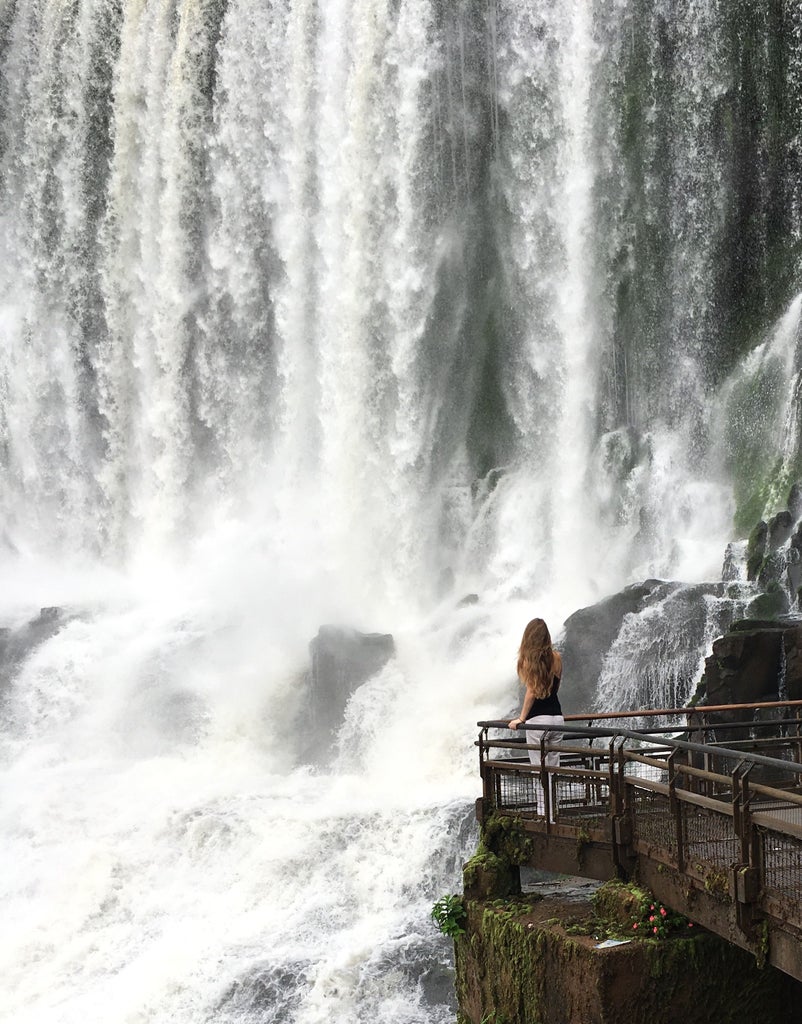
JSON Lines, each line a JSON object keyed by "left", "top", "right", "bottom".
{"left": 660, "top": 907, "right": 667, "bottom": 917}
{"left": 653, "top": 927, "right": 658, "bottom": 934}
{"left": 649, "top": 915, "right": 655, "bottom": 922}
{"left": 633, "top": 923, "right": 639, "bottom": 929}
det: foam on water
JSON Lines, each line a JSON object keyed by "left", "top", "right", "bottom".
{"left": 0, "top": 0, "right": 791, "bottom": 1020}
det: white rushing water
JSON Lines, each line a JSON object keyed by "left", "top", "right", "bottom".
{"left": 0, "top": 0, "right": 792, "bottom": 1021}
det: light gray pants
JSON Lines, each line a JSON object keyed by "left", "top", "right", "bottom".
{"left": 525, "top": 715, "right": 564, "bottom": 817}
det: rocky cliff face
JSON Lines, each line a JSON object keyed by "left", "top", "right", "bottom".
{"left": 454, "top": 884, "right": 799, "bottom": 1024}
{"left": 555, "top": 483, "right": 802, "bottom": 715}
{"left": 695, "top": 618, "right": 802, "bottom": 707}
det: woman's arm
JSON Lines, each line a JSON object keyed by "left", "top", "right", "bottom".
{"left": 509, "top": 686, "right": 535, "bottom": 729}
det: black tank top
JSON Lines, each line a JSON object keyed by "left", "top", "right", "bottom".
{"left": 525, "top": 675, "right": 563, "bottom": 719}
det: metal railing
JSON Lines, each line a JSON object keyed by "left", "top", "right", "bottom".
{"left": 475, "top": 701, "right": 802, "bottom": 973}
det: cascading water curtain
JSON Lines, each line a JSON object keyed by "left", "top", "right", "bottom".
{"left": 4, "top": 4, "right": 802, "bottom": 1024}
{"left": 4, "top": 0, "right": 801, "bottom": 610}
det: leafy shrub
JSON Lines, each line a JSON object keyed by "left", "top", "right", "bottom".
{"left": 432, "top": 894, "right": 467, "bottom": 938}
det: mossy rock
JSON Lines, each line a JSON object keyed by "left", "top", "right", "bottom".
{"left": 592, "top": 880, "right": 650, "bottom": 930}
{"left": 454, "top": 894, "right": 801, "bottom": 1024}
{"left": 746, "top": 520, "right": 768, "bottom": 581}
{"left": 745, "top": 588, "right": 790, "bottom": 620}
{"left": 463, "top": 845, "right": 520, "bottom": 900}
{"left": 480, "top": 813, "right": 535, "bottom": 865}
{"left": 757, "top": 550, "right": 787, "bottom": 589}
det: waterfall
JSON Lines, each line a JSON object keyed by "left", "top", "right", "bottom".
{"left": 0, "top": 0, "right": 758, "bottom": 598}
{"left": 3, "top": 1, "right": 802, "bottom": 1021}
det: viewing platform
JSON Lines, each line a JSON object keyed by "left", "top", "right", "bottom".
{"left": 474, "top": 700, "right": 802, "bottom": 982}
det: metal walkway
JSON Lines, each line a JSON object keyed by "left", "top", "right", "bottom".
{"left": 476, "top": 700, "right": 802, "bottom": 981}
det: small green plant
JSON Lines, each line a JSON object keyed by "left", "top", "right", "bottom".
{"left": 431, "top": 894, "right": 467, "bottom": 938}
{"left": 756, "top": 919, "right": 769, "bottom": 969}
{"left": 629, "top": 892, "right": 694, "bottom": 939}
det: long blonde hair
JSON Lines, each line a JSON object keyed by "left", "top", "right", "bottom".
{"left": 517, "top": 618, "right": 554, "bottom": 699}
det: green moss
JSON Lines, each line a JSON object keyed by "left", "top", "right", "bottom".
{"left": 703, "top": 869, "right": 730, "bottom": 900}
{"left": 756, "top": 919, "right": 770, "bottom": 970}
{"left": 480, "top": 813, "right": 534, "bottom": 864}
{"left": 575, "top": 827, "right": 592, "bottom": 869}
{"left": 745, "top": 588, "right": 789, "bottom": 621}
{"left": 592, "top": 880, "right": 650, "bottom": 930}
{"left": 455, "top": 893, "right": 795, "bottom": 1024}
{"left": 463, "top": 843, "right": 520, "bottom": 900}
{"left": 746, "top": 520, "right": 768, "bottom": 580}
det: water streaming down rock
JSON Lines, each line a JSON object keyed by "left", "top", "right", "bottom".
{"left": 592, "top": 582, "right": 751, "bottom": 717}
{"left": 3, "top": 2, "right": 802, "bottom": 1022}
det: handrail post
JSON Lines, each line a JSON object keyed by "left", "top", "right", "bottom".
{"left": 609, "top": 736, "right": 622, "bottom": 817}
{"left": 611, "top": 737, "right": 634, "bottom": 877}
{"left": 794, "top": 705, "right": 802, "bottom": 764}
{"left": 668, "top": 749, "right": 684, "bottom": 872}
{"left": 540, "top": 729, "right": 551, "bottom": 829}
{"left": 732, "top": 760, "right": 760, "bottom": 935}
{"left": 478, "top": 727, "right": 489, "bottom": 821}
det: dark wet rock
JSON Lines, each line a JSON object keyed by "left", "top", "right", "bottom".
{"left": 559, "top": 580, "right": 675, "bottom": 714}
{"left": 746, "top": 520, "right": 768, "bottom": 581}
{"left": 768, "top": 509, "right": 795, "bottom": 550}
{"left": 215, "top": 959, "right": 311, "bottom": 1023}
{"left": 743, "top": 490, "right": 802, "bottom": 601}
{"left": 721, "top": 543, "right": 740, "bottom": 582}
{"left": 595, "top": 581, "right": 739, "bottom": 713}
{"left": 420, "top": 960, "right": 457, "bottom": 1008}
{"left": 788, "top": 546, "right": 802, "bottom": 595}
{"left": 789, "top": 482, "right": 802, "bottom": 522}
{"left": 358, "top": 937, "right": 458, "bottom": 1012}
{"left": 0, "top": 606, "right": 67, "bottom": 689}
{"left": 305, "top": 625, "right": 395, "bottom": 757}
{"left": 757, "top": 549, "right": 787, "bottom": 590}
{"left": 746, "top": 585, "right": 790, "bottom": 620}
{"left": 696, "top": 619, "right": 802, "bottom": 703}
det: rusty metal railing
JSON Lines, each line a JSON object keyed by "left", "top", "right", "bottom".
{"left": 475, "top": 701, "right": 802, "bottom": 976}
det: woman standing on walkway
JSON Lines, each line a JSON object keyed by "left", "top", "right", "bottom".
{"left": 508, "top": 618, "right": 564, "bottom": 815}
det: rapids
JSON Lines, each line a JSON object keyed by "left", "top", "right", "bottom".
{"left": 1, "top": 1, "right": 801, "bottom": 1021}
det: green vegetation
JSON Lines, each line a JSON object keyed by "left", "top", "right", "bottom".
{"left": 453, "top": 882, "right": 794, "bottom": 1023}
{"left": 431, "top": 893, "right": 467, "bottom": 938}
{"left": 628, "top": 893, "right": 693, "bottom": 940}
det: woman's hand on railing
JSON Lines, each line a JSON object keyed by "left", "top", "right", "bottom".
{"left": 509, "top": 718, "right": 522, "bottom": 729}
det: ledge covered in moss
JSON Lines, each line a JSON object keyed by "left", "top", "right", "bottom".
{"left": 454, "top": 883, "right": 801, "bottom": 1024}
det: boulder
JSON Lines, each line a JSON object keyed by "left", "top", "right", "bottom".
{"left": 305, "top": 625, "right": 395, "bottom": 757}
{"left": 0, "top": 607, "right": 66, "bottom": 689}
{"left": 559, "top": 580, "right": 675, "bottom": 713}
{"left": 757, "top": 549, "right": 788, "bottom": 591}
{"left": 789, "top": 482, "right": 802, "bottom": 522}
{"left": 721, "top": 543, "right": 740, "bottom": 582}
{"left": 694, "top": 618, "right": 802, "bottom": 739}
{"left": 768, "top": 509, "right": 795, "bottom": 550}
{"left": 746, "top": 520, "right": 768, "bottom": 581}
{"left": 746, "top": 584, "right": 790, "bottom": 619}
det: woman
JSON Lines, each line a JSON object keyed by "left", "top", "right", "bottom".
{"left": 508, "top": 618, "right": 564, "bottom": 817}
